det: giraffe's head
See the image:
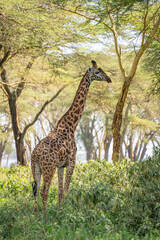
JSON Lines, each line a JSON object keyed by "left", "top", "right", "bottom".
{"left": 88, "top": 60, "right": 111, "bottom": 83}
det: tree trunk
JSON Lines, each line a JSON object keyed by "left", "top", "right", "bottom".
{"left": 0, "top": 150, "right": 2, "bottom": 167}
{"left": 86, "top": 146, "right": 93, "bottom": 161}
{"left": 98, "top": 144, "right": 102, "bottom": 160}
{"left": 139, "top": 132, "right": 155, "bottom": 161}
{"left": 133, "top": 137, "right": 140, "bottom": 161}
{"left": 128, "top": 134, "right": 133, "bottom": 160}
{"left": 93, "top": 149, "right": 97, "bottom": 160}
{"left": 0, "top": 143, "right": 5, "bottom": 167}
{"left": 0, "top": 142, "right": 7, "bottom": 167}
{"left": 8, "top": 93, "right": 27, "bottom": 166}
{"left": 6, "top": 154, "right": 10, "bottom": 167}
{"left": 104, "top": 134, "right": 112, "bottom": 161}
{"left": 79, "top": 116, "right": 95, "bottom": 161}
{"left": 112, "top": 77, "right": 132, "bottom": 163}
{"left": 139, "top": 142, "right": 147, "bottom": 161}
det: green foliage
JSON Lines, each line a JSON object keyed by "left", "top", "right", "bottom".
{"left": 144, "top": 41, "right": 160, "bottom": 97}
{"left": 0, "top": 0, "right": 79, "bottom": 52}
{"left": 0, "top": 149, "right": 160, "bottom": 239}
{"left": 130, "top": 115, "right": 160, "bottom": 131}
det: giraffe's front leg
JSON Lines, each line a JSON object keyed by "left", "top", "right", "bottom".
{"left": 41, "top": 166, "right": 56, "bottom": 212}
{"left": 58, "top": 167, "right": 64, "bottom": 204}
{"left": 64, "top": 159, "right": 75, "bottom": 198}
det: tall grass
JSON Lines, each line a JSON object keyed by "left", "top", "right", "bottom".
{"left": 0, "top": 148, "right": 160, "bottom": 240}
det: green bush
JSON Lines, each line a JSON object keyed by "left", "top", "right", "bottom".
{"left": 0, "top": 148, "right": 159, "bottom": 239}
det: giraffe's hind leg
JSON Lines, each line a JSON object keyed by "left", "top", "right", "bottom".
{"left": 58, "top": 168, "right": 64, "bottom": 204}
{"left": 31, "top": 160, "right": 41, "bottom": 212}
{"left": 64, "top": 159, "right": 75, "bottom": 197}
{"left": 41, "top": 166, "right": 56, "bottom": 211}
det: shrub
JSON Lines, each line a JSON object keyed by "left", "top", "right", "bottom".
{"left": 0, "top": 148, "right": 159, "bottom": 239}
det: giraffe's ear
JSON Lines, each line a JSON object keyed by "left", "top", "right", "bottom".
{"left": 91, "top": 60, "right": 98, "bottom": 69}
{"left": 87, "top": 67, "right": 92, "bottom": 71}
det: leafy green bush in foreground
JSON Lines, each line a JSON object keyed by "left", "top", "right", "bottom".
{"left": 0, "top": 148, "right": 160, "bottom": 240}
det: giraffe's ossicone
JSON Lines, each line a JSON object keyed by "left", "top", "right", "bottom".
{"left": 31, "top": 60, "right": 111, "bottom": 211}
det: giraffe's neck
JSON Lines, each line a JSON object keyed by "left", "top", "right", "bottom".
{"left": 57, "top": 71, "right": 91, "bottom": 132}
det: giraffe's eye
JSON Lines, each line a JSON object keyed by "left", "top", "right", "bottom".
{"left": 95, "top": 72, "right": 99, "bottom": 74}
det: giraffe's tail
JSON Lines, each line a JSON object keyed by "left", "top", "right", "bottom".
{"left": 31, "top": 152, "right": 41, "bottom": 198}
{"left": 32, "top": 181, "right": 37, "bottom": 197}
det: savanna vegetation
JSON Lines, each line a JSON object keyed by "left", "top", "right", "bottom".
{"left": 0, "top": 0, "right": 160, "bottom": 239}
{"left": 0, "top": 149, "right": 160, "bottom": 239}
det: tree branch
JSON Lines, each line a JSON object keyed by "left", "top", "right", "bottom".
{"left": 55, "top": 3, "right": 160, "bottom": 83}
{"left": 1, "top": 68, "right": 11, "bottom": 96}
{"left": 141, "top": 0, "right": 149, "bottom": 47}
{"left": 0, "top": 51, "right": 10, "bottom": 70}
{"left": 21, "top": 85, "right": 67, "bottom": 140}
{"left": 5, "top": 51, "right": 18, "bottom": 63}
{"left": 55, "top": 4, "right": 127, "bottom": 79}
{"left": 129, "top": 15, "right": 160, "bottom": 79}
{"left": 51, "top": 4, "right": 99, "bottom": 23}
{"left": 0, "top": 11, "right": 38, "bottom": 37}
{"left": 16, "top": 56, "right": 36, "bottom": 98}
{"left": 107, "top": 11, "right": 127, "bottom": 79}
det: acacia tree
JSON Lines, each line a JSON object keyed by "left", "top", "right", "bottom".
{"left": 110, "top": 2, "right": 160, "bottom": 162}
{"left": 54, "top": 0, "right": 160, "bottom": 162}
{"left": 1, "top": 64, "right": 65, "bottom": 165}
{"left": 0, "top": 0, "right": 79, "bottom": 165}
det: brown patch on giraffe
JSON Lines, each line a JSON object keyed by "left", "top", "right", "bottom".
{"left": 79, "top": 99, "right": 84, "bottom": 105}
{"left": 74, "top": 116, "right": 78, "bottom": 124}
{"left": 74, "top": 107, "right": 81, "bottom": 115}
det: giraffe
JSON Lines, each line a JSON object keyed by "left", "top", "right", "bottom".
{"left": 31, "top": 60, "right": 111, "bottom": 211}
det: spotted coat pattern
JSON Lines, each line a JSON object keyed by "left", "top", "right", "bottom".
{"left": 31, "top": 60, "right": 111, "bottom": 211}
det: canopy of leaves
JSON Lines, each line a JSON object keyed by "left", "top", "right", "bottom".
{"left": 144, "top": 41, "right": 160, "bottom": 97}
